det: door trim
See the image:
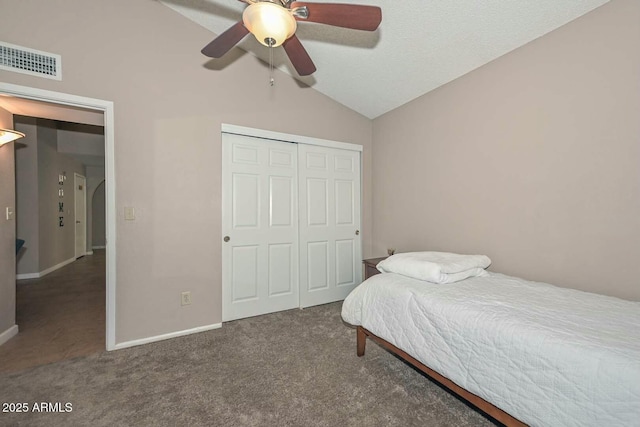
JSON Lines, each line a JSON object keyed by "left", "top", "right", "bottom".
{"left": 222, "top": 124, "right": 363, "bottom": 152}
{"left": 0, "top": 82, "right": 117, "bottom": 351}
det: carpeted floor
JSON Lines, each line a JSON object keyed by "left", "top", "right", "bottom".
{"left": 0, "top": 302, "right": 496, "bottom": 426}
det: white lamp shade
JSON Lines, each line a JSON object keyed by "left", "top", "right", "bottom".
{"left": 243, "top": 2, "right": 297, "bottom": 47}
{"left": 0, "top": 129, "right": 25, "bottom": 146}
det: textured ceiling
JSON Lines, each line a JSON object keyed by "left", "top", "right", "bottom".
{"left": 161, "top": 0, "right": 608, "bottom": 119}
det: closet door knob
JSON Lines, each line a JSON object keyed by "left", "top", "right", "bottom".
{"left": 224, "top": 236, "right": 230, "bottom": 242}
{"left": 355, "top": 230, "right": 359, "bottom": 235}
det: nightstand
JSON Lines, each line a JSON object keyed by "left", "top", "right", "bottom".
{"left": 363, "top": 257, "right": 388, "bottom": 280}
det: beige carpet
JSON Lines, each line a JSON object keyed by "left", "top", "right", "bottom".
{"left": 0, "top": 302, "right": 496, "bottom": 426}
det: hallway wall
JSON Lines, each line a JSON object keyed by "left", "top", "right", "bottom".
{"left": 15, "top": 117, "right": 86, "bottom": 276}
{"left": 0, "top": 106, "right": 17, "bottom": 343}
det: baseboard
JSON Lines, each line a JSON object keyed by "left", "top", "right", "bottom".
{"left": 16, "top": 256, "right": 76, "bottom": 280}
{"left": 0, "top": 325, "right": 19, "bottom": 346}
{"left": 92, "top": 245, "right": 106, "bottom": 250}
{"left": 86, "top": 250, "right": 94, "bottom": 256}
{"left": 113, "top": 323, "right": 222, "bottom": 351}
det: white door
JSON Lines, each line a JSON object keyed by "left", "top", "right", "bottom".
{"left": 298, "top": 144, "right": 362, "bottom": 308}
{"left": 222, "top": 133, "right": 299, "bottom": 321}
{"left": 74, "top": 173, "right": 87, "bottom": 258}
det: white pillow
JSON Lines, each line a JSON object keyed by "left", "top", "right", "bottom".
{"left": 376, "top": 251, "right": 491, "bottom": 284}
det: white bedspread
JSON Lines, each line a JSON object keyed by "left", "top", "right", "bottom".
{"left": 341, "top": 272, "right": 640, "bottom": 427}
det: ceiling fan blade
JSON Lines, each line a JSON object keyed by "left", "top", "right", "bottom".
{"left": 291, "top": 2, "right": 381, "bottom": 31}
{"left": 282, "top": 35, "right": 317, "bottom": 76}
{"left": 201, "top": 21, "right": 250, "bottom": 58}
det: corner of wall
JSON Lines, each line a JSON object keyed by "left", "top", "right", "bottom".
{"left": 0, "top": 106, "right": 17, "bottom": 335}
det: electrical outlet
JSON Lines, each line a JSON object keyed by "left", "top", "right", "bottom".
{"left": 181, "top": 291, "right": 191, "bottom": 306}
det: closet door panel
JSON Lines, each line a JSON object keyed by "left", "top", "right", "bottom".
{"left": 299, "top": 144, "right": 362, "bottom": 308}
{"left": 223, "top": 131, "right": 362, "bottom": 318}
{"left": 222, "top": 133, "right": 299, "bottom": 321}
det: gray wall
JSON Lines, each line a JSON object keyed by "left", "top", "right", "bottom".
{"left": 372, "top": 0, "right": 640, "bottom": 300}
{"left": 0, "top": 0, "right": 373, "bottom": 344}
{"left": 36, "top": 119, "right": 86, "bottom": 271}
{"left": 92, "top": 180, "right": 106, "bottom": 247}
{"left": 57, "top": 123, "right": 104, "bottom": 158}
{"left": 15, "top": 118, "right": 40, "bottom": 275}
{"left": 15, "top": 118, "right": 86, "bottom": 275}
{"left": 0, "top": 106, "right": 16, "bottom": 338}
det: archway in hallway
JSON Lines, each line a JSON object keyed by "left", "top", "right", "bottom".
{"left": 91, "top": 180, "right": 106, "bottom": 252}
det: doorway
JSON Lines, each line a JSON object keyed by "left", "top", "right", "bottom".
{"left": 0, "top": 82, "right": 116, "bottom": 355}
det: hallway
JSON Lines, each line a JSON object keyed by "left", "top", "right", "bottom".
{"left": 0, "top": 250, "right": 105, "bottom": 373}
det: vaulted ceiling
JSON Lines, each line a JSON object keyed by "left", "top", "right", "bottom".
{"left": 168, "top": 1, "right": 605, "bottom": 118}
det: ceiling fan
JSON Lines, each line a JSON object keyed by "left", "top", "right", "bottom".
{"left": 201, "top": 0, "right": 382, "bottom": 76}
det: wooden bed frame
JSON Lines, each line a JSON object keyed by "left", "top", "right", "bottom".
{"left": 356, "top": 326, "right": 527, "bottom": 427}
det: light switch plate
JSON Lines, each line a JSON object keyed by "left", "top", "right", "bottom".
{"left": 5, "top": 207, "right": 14, "bottom": 220}
{"left": 124, "top": 206, "right": 135, "bottom": 221}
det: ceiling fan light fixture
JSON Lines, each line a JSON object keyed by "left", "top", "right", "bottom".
{"left": 242, "top": 2, "right": 297, "bottom": 48}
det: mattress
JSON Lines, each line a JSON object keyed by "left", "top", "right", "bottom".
{"left": 341, "top": 272, "right": 640, "bottom": 427}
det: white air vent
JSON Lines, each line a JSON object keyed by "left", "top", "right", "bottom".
{"left": 0, "top": 42, "right": 62, "bottom": 80}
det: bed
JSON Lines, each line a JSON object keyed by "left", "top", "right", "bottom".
{"left": 341, "top": 253, "right": 640, "bottom": 427}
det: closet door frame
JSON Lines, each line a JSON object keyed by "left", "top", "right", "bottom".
{"left": 221, "top": 124, "right": 363, "bottom": 318}
{"left": 222, "top": 124, "right": 363, "bottom": 153}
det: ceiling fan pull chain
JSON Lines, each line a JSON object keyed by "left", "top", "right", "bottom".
{"left": 270, "top": 44, "right": 274, "bottom": 86}
{"left": 266, "top": 37, "right": 275, "bottom": 86}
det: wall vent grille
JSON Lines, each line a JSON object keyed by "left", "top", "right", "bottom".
{"left": 0, "top": 42, "right": 62, "bottom": 80}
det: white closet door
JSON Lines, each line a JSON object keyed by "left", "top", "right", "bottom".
{"left": 298, "top": 144, "right": 362, "bottom": 308}
{"left": 222, "top": 133, "right": 299, "bottom": 321}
